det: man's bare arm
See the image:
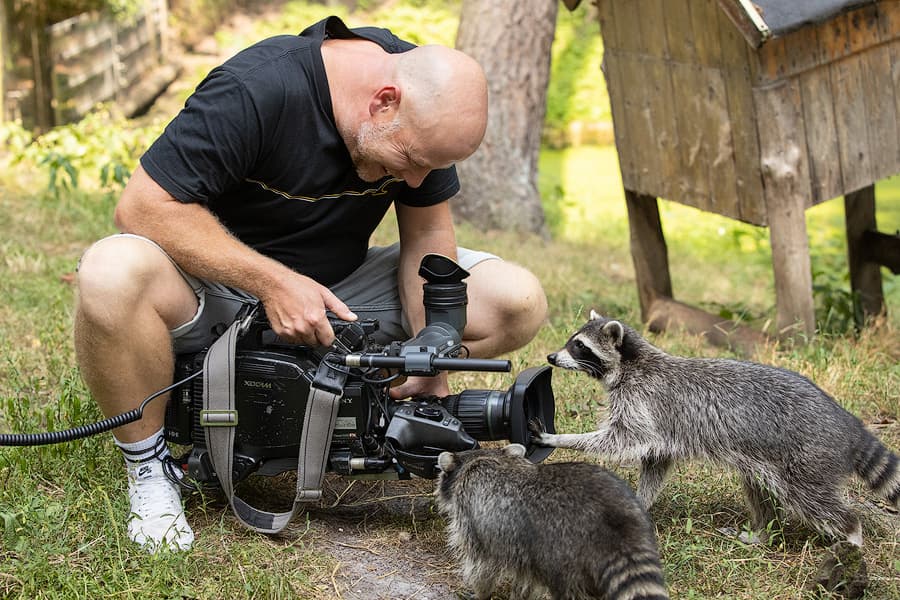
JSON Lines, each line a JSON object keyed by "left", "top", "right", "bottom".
{"left": 115, "top": 165, "right": 356, "bottom": 345}
{"left": 388, "top": 200, "right": 457, "bottom": 399}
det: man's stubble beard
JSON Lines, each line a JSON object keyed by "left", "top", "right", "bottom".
{"left": 347, "top": 118, "right": 401, "bottom": 182}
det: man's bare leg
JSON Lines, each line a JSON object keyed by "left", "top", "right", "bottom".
{"left": 75, "top": 235, "right": 199, "bottom": 551}
{"left": 75, "top": 236, "right": 198, "bottom": 440}
{"left": 462, "top": 259, "right": 547, "bottom": 357}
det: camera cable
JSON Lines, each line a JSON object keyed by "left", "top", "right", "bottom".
{"left": 0, "top": 370, "right": 202, "bottom": 447}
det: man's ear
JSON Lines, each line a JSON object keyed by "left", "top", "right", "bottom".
{"left": 369, "top": 85, "right": 400, "bottom": 117}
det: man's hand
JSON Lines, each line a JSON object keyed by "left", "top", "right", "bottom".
{"left": 389, "top": 372, "right": 450, "bottom": 400}
{"left": 258, "top": 272, "right": 356, "bottom": 347}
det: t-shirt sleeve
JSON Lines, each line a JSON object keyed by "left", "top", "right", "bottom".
{"left": 396, "top": 165, "right": 460, "bottom": 207}
{"left": 140, "top": 69, "right": 262, "bottom": 204}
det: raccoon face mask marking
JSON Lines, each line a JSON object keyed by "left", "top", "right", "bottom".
{"left": 548, "top": 315, "right": 626, "bottom": 386}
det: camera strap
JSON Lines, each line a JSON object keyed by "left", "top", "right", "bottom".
{"left": 202, "top": 318, "right": 341, "bottom": 534}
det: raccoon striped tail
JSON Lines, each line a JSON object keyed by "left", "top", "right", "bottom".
{"left": 854, "top": 429, "right": 900, "bottom": 508}
{"left": 596, "top": 550, "right": 669, "bottom": 600}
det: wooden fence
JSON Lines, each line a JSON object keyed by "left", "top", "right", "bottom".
{"left": 2, "top": 0, "right": 175, "bottom": 129}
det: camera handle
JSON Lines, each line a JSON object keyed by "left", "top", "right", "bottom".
{"left": 341, "top": 354, "right": 510, "bottom": 374}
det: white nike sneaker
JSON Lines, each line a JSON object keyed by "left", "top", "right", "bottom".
{"left": 126, "top": 459, "right": 194, "bottom": 552}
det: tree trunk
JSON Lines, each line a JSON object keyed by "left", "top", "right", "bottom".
{"left": 453, "top": 0, "right": 557, "bottom": 235}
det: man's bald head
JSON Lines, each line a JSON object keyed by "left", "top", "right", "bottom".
{"left": 394, "top": 45, "right": 488, "bottom": 164}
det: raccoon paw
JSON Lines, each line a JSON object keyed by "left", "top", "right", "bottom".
{"left": 527, "top": 418, "right": 548, "bottom": 443}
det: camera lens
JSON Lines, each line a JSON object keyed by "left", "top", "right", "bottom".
{"left": 437, "top": 366, "right": 556, "bottom": 463}
{"left": 439, "top": 390, "right": 508, "bottom": 441}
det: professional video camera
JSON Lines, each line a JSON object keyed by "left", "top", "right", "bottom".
{"left": 163, "top": 254, "right": 556, "bottom": 490}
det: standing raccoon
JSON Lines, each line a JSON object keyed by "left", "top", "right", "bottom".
{"left": 435, "top": 443, "right": 669, "bottom": 600}
{"left": 534, "top": 311, "right": 900, "bottom": 546}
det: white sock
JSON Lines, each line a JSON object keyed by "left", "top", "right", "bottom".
{"left": 114, "top": 427, "right": 170, "bottom": 467}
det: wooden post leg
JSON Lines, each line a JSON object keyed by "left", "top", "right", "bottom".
{"left": 845, "top": 185, "right": 884, "bottom": 322}
{"left": 624, "top": 190, "right": 672, "bottom": 321}
{"left": 767, "top": 195, "right": 816, "bottom": 339}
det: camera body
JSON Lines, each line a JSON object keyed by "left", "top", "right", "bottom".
{"left": 164, "top": 255, "right": 555, "bottom": 486}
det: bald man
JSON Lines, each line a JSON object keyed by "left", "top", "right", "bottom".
{"left": 73, "top": 16, "right": 547, "bottom": 552}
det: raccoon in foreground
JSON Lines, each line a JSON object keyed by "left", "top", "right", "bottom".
{"left": 533, "top": 311, "right": 900, "bottom": 546}
{"left": 435, "top": 443, "right": 669, "bottom": 600}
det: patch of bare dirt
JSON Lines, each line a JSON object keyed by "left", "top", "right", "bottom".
{"left": 306, "top": 476, "right": 461, "bottom": 600}
{"left": 203, "top": 472, "right": 463, "bottom": 599}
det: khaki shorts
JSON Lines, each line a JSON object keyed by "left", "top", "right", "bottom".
{"left": 80, "top": 234, "right": 497, "bottom": 353}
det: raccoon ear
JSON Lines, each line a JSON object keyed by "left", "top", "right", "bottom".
{"left": 437, "top": 452, "right": 457, "bottom": 472}
{"left": 602, "top": 320, "right": 625, "bottom": 347}
{"left": 589, "top": 309, "right": 603, "bottom": 320}
{"left": 503, "top": 443, "right": 527, "bottom": 458}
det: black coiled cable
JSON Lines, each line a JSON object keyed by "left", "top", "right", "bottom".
{"left": 0, "top": 370, "right": 202, "bottom": 447}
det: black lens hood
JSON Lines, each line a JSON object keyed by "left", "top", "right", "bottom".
{"left": 508, "top": 366, "right": 556, "bottom": 463}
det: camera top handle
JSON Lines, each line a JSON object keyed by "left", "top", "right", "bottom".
{"left": 339, "top": 354, "right": 511, "bottom": 373}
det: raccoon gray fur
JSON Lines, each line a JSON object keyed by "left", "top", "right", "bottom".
{"left": 435, "top": 443, "right": 669, "bottom": 600}
{"left": 533, "top": 311, "right": 900, "bottom": 547}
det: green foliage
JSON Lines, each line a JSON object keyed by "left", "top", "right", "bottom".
{"left": 545, "top": 3, "right": 608, "bottom": 141}
{"left": 368, "top": 0, "right": 460, "bottom": 46}
{"left": 1, "top": 107, "right": 163, "bottom": 196}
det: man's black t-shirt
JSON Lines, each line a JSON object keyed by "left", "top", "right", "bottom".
{"left": 140, "top": 16, "right": 460, "bottom": 286}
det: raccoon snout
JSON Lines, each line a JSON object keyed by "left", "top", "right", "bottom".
{"left": 547, "top": 353, "right": 558, "bottom": 365}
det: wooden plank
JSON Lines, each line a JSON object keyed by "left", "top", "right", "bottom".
{"left": 845, "top": 186, "right": 885, "bottom": 321}
{"left": 617, "top": 54, "right": 665, "bottom": 197}
{"left": 596, "top": 0, "right": 620, "bottom": 50}
{"left": 717, "top": 5, "right": 766, "bottom": 225}
{"left": 701, "top": 68, "right": 741, "bottom": 219}
{"left": 783, "top": 25, "right": 823, "bottom": 77}
{"left": 603, "top": 51, "right": 638, "bottom": 190}
{"left": 754, "top": 80, "right": 816, "bottom": 338}
{"left": 890, "top": 39, "right": 900, "bottom": 165}
{"left": 637, "top": 0, "right": 669, "bottom": 58}
{"left": 691, "top": 0, "right": 724, "bottom": 66}
{"left": 756, "top": 35, "right": 787, "bottom": 82}
{"left": 612, "top": 0, "right": 643, "bottom": 54}
{"left": 799, "top": 67, "right": 844, "bottom": 205}
{"left": 831, "top": 54, "right": 875, "bottom": 194}
{"left": 670, "top": 62, "right": 711, "bottom": 211}
{"left": 624, "top": 190, "right": 672, "bottom": 320}
{"left": 877, "top": 0, "right": 900, "bottom": 43}
{"left": 716, "top": 0, "right": 768, "bottom": 48}
{"left": 664, "top": 0, "right": 698, "bottom": 64}
{"left": 846, "top": 4, "right": 880, "bottom": 54}
{"left": 717, "top": 0, "right": 753, "bottom": 69}
{"left": 860, "top": 44, "right": 900, "bottom": 183}
{"left": 644, "top": 57, "right": 681, "bottom": 201}
{"left": 820, "top": 11, "right": 852, "bottom": 64}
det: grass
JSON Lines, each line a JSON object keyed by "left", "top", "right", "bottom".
{"left": 1, "top": 144, "right": 898, "bottom": 599}
{"left": 2, "top": 1, "right": 900, "bottom": 597}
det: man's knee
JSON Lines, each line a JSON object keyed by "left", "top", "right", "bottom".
{"left": 76, "top": 236, "right": 195, "bottom": 331}
{"left": 468, "top": 259, "right": 548, "bottom": 344}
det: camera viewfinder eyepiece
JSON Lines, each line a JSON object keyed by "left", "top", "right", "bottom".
{"left": 419, "top": 254, "right": 469, "bottom": 335}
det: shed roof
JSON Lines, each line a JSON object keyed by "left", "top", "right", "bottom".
{"left": 562, "top": 1, "right": 881, "bottom": 48}
{"left": 754, "top": 0, "right": 875, "bottom": 36}
{"left": 718, "top": 0, "right": 877, "bottom": 46}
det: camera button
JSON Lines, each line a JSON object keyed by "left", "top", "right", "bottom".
{"left": 414, "top": 406, "right": 444, "bottom": 421}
